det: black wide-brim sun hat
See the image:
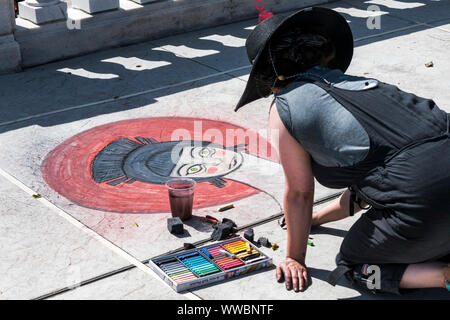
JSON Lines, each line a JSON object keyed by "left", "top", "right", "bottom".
{"left": 235, "top": 7, "right": 354, "bottom": 111}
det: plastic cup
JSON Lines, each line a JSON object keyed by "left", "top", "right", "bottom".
{"left": 165, "top": 178, "right": 196, "bottom": 221}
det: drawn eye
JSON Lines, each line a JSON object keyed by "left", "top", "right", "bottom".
{"left": 198, "top": 148, "right": 211, "bottom": 158}
{"left": 229, "top": 156, "right": 237, "bottom": 169}
{"left": 186, "top": 164, "right": 204, "bottom": 175}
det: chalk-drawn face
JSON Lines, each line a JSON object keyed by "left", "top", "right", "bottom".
{"left": 171, "top": 146, "right": 243, "bottom": 178}
{"left": 42, "top": 117, "right": 276, "bottom": 213}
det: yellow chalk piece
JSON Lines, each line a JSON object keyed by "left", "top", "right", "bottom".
{"left": 133, "top": 222, "right": 139, "bottom": 227}
{"left": 271, "top": 243, "right": 279, "bottom": 251}
{"left": 32, "top": 194, "right": 41, "bottom": 199}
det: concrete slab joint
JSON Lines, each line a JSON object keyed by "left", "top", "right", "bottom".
{"left": 0, "top": 0, "right": 21, "bottom": 74}
{"left": 71, "top": 0, "right": 120, "bottom": 14}
{"left": 19, "top": 0, "right": 68, "bottom": 25}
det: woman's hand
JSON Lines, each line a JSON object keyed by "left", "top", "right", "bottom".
{"left": 276, "top": 257, "right": 309, "bottom": 292}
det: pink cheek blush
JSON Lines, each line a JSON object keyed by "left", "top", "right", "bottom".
{"left": 216, "top": 150, "right": 226, "bottom": 156}
{"left": 207, "top": 167, "right": 218, "bottom": 174}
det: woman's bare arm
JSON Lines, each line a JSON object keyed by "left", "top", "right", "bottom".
{"left": 269, "top": 104, "right": 314, "bottom": 291}
{"left": 312, "top": 189, "right": 367, "bottom": 226}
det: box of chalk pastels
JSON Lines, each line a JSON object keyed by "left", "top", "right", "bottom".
{"left": 148, "top": 236, "right": 273, "bottom": 292}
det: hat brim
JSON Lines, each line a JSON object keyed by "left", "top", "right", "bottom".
{"left": 235, "top": 7, "right": 354, "bottom": 111}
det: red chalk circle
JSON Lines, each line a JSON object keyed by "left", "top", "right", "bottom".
{"left": 42, "top": 117, "right": 277, "bottom": 213}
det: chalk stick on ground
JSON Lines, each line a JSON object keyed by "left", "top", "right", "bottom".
{"left": 211, "top": 223, "right": 236, "bottom": 240}
{"left": 244, "top": 228, "right": 255, "bottom": 243}
{"left": 257, "top": 237, "right": 271, "bottom": 248}
{"left": 167, "top": 217, "right": 184, "bottom": 235}
{"left": 218, "top": 204, "right": 234, "bottom": 212}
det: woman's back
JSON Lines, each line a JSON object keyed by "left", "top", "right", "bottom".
{"left": 275, "top": 66, "right": 449, "bottom": 189}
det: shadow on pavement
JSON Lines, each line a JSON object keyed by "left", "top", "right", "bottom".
{"left": 1, "top": 0, "right": 449, "bottom": 134}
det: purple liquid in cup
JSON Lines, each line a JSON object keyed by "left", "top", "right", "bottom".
{"left": 165, "top": 178, "right": 196, "bottom": 221}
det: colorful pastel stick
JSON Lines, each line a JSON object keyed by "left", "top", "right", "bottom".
{"left": 225, "top": 243, "right": 246, "bottom": 248}
{"left": 173, "top": 275, "right": 197, "bottom": 283}
{"left": 193, "top": 269, "right": 215, "bottom": 274}
{"left": 165, "top": 269, "right": 189, "bottom": 274}
{"left": 216, "top": 257, "right": 240, "bottom": 263}
{"left": 165, "top": 268, "right": 188, "bottom": 275}
{"left": 169, "top": 268, "right": 193, "bottom": 274}
{"left": 195, "top": 263, "right": 217, "bottom": 269}
{"left": 224, "top": 247, "right": 247, "bottom": 253}
{"left": 215, "top": 257, "right": 234, "bottom": 263}
{"left": 182, "top": 256, "right": 204, "bottom": 262}
{"left": 164, "top": 267, "right": 189, "bottom": 272}
{"left": 161, "top": 264, "right": 184, "bottom": 270}
{"left": 184, "top": 261, "right": 207, "bottom": 267}
{"left": 191, "top": 265, "right": 217, "bottom": 272}
{"left": 221, "top": 262, "right": 243, "bottom": 269}
{"left": 195, "top": 269, "right": 218, "bottom": 275}
{"left": 202, "top": 248, "right": 213, "bottom": 258}
{"left": 174, "top": 274, "right": 197, "bottom": 280}
{"left": 161, "top": 262, "right": 186, "bottom": 268}
{"left": 169, "top": 270, "right": 192, "bottom": 277}
{"left": 171, "top": 271, "right": 195, "bottom": 278}
{"left": 189, "top": 265, "right": 212, "bottom": 271}
{"left": 178, "top": 252, "right": 199, "bottom": 259}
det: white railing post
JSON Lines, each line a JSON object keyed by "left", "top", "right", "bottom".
{"left": 0, "top": 0, "right": 21, "bottom": 73}
{"left": 19, "top": 0, "right": 67, "bottom": 24}
{"left": 71, "top": 0, "right": 119, "bottom": 14}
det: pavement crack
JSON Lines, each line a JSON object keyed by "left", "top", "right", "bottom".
{"left": 121, "top": 284, "right": 146, "bottom": 298}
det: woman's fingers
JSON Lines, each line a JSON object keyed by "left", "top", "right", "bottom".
{"left": 277, "top": 260, "right": 309, "bottom": 292}
{"left": 283, "top": 265, "right": 293, "bottom": 290}
{"left": 299, "top": 270, "right": 305, "bottom": 292}
{"left": 276, "top": 265, "right": 284, "bottom": 283}
{"left": 291, "top": 266, "right": 300, "bottom": 292}
{"left": 300, "top": 269, "right": 309, "bottom": 291}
